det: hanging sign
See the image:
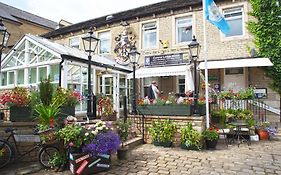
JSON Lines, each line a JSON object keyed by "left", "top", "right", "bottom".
{"left": 144, "top": 53, "right": 189, "bottom": 67}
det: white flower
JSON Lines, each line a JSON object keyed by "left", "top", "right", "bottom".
{"left": 85, "top": 132, "right": 89, "bottom": 136}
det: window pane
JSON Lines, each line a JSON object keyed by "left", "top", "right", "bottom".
{"left": 1, "top": 72, "right": 7, "bottom": 86}
{"left": 176, "top": 17, "right": 192, "bottom": 43}
{"left": 143, "top": 22, "right": 157, "bottom": 49}
{"left": 8, "top": 72, "right": 14, "bottom": 84}
{"left": 224, "top": 7, "right": 243, "bottom": 37}
{"left": 17, "top": 69, "right": 24, "bottom": 85}
{"left": 99, "top": 31, "right": 110, "bottom": 54}
{"left": 29, "top": 67, "right": 37, "bottom": 83}
{"left": 225, "top": 18, "right": 243, "bottom": 37}
{"left": 38, "top": 67, "right": 47, "bottom": 81}
{"left": 69, "top": 37, "right": 79, "bottom": 49}
{"left": 50, "top": 64, "right": 60, "bottom": 82}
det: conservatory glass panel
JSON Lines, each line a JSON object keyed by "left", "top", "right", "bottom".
{"left": 29, "top": 67, "right": 37, "bottom": 83}
{"left": 17, "top": 69, "right": 24, "bottom": 85}
{"left": 8, "top": 72, "right": 14, "bottom": 85}
{"left": 38, "top": 67, "right": 47, "bottom": 81}
{"left": 1, "top": 72, "right": 7, "bottom": 86}
{"left": 50, "top": 64, "right": 60, "bottom": 82}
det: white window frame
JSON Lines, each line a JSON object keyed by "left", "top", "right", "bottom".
{"left": 140, "top": 20, "right": 159, "bottom": 50}
{"left": 69, "top": 37, "right": 80, "bottom": 49}
{"left": 7, "top": 71, "right": 15, "bottom": 85}
{"left": 174, "top": 15, "right": 194, "bottom": 46}
{"left": 220, "top": 2, "right": 248, "bottom": 41}
{"left": 37, "top": 65, "right": 48, "bottom": 82}
{"left": 98, "top": 30, "right": 111, "bottom": 54}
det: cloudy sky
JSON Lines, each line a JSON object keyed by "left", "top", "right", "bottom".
{"left": 0, "top": 0, "right": 166, "bottom": 23}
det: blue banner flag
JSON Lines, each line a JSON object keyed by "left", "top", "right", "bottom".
{"left": 205, "top": 0, "right": 230, "bottom": 35}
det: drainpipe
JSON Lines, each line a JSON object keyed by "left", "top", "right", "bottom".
{"left": 59, "top": 57, "right": 65, "bottom": 87}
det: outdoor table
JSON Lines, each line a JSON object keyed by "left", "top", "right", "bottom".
{"left": 230, "top": 121, "right": 251, "bottom": 147}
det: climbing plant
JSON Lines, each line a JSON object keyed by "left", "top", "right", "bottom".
{"left": 248, "top": 0, "right": 281, "bottom": 94}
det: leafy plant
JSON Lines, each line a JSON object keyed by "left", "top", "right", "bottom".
{"left": 159, "top": 119, "right": 176, "bottom": 142}
{"left": 53, "top": 87, "right": 81, "bottom": 107}
{"left": 180, "top": 123, "right": 201, "bottom": 150}
{"left": 202, "top": 127, "right": 219, "bottom": 141}
{"left": 248, "top": 0, "right": 281, "bottom": 95}
{"left": 48, "top": 152, "right": 67, "bottom": 167}
{"left": 116, "top": 119, "right": 132, "bottom": 148}
{"left": 149, "top": 120, "right": 162, "bottom": 142}
{"left": 39, "top": 76, "right": 54, "bottom": 106}
{"left": 56, "top": 124, "right": 84, "bottom": 148}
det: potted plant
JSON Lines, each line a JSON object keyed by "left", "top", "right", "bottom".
{"left": 116, "top": 119, "right": 132, "bottom": 160}
{"left": 202, "top": 127, "right": 219, "bottom": 149}
{"left": 97, "top": 95, "right": 117, "bottom": 121}
{"left": 148, "top": 120, "right": 161, "bottom": 146}
{"left": 0, "top": 87, "right": 32, "bottom": 121}
{"left": 180, "top": 123, "right": 202, "bottom": 150}
{"left": 158, "top": 119, "right": 176, "bottom": 147}
{"left": 255, "top": 121, "right": 277, "bottom": 140}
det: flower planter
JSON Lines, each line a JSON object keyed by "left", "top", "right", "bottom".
{"left": 69, "top": 153, "right": 111, "bottom": 175}
{"left": 137, "top": 104, "right": 191, "bottom": 116}
{"left": 159, "top": 141, "right": 172, "bottom": 147}
{"left": 57, "top": 106, "right": 75, "bottom": 124}
{"left": 205, "top": 139, "right": 218, "bottom": 150}
{"left": 10, "top": 106, "right": 33, "bottom": 122}
{"left": 257, "top": 129, "right": 269, "bottom": 140}
{"left": 198, "top": 104, "right": 206, "bottom": 116}
{"left": 101, "top": 114, "right": 117, "bottom": 121}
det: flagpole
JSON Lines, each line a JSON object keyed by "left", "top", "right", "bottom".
{"left": 203, "top": 0, "right": 210, "bottom": 128}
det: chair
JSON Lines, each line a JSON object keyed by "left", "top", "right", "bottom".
{"left": 211, "top": 123, "right": 233, "bottom": 147}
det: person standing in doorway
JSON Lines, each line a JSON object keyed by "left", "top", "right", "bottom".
{"left": 148, "top": 81, "right": 160, "bottom": 101}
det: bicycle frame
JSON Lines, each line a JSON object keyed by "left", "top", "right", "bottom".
{"left": 5, "top": 130, "right": 43, "bottom": 161}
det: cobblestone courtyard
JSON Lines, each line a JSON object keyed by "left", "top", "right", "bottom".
{"left": 1, "top": 139, "right": 281, "bottom": 175}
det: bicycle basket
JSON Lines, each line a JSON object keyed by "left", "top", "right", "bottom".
{"left": 38, "top": 128, "right": 57, "bottom": 144}
{"left": 14, "top": 135, "right": 41, "bottom": 143}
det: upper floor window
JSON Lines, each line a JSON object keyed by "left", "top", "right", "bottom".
{"left": 69, "top": 37, "right": 80, "bottom": 49}
{"left": 176, "top": 17, "right": 193, "bottom": 44}
{"left": 98, "top": 31, "right": 111, "bottom": 54}
{"left": 142, "top": 22, "right": 157, "bottom": 49}
{"left": 223, "top": 7, "right": 243, "bottom": 37}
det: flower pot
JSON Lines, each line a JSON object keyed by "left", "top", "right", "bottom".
{"left": 117, "top": 148, "right": 128, "bottom": 160}
{"left": 257, "top": 129, "right": 269, "bottom": 140}
{"left": 137, "top": 104, "right": 191, "bottom": 116}
{"left": 180, "top": 143, "right": 199, "bottom": 150}
{"left": 159, "top": 141, "right": 172, "bottom": 147}
{"left": 10, "top": 106, "right": 33, "bottom": 122}
{"left": 205, "top": 139, "right": 218, "bottom": 150}
{"left": 153, "top": 140, "right": 161, "bottom": 146}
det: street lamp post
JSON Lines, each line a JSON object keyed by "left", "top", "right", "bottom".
{"left": 129, "top": 47, "right": 140, "bottom": 114}
{"left": 0, "top": 19, "right": 10, "bottom": 72}
{"left": 82, "top": 27, "right": 99, "bottom": 119}
{"left": 188, "top": 36, "right": 200, "bottom": 116}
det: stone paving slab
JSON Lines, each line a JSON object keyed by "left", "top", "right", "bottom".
{"left": 1, "top": 140, "right": 281, "bottom": 175}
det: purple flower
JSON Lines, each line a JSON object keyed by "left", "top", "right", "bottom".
{"left": 82, "top": 131, "right": 120, "bottom": 156}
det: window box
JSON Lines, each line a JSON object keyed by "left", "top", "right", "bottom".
{"left": 10, "top": 106, "right": 33, "bottom": 122}
{"left": 137, "top": 104, "right": 192, "bottom": 116}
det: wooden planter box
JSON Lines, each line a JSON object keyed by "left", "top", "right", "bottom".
{"left": 69, "top": 153, "right": 111, "bottom": 175}
{"left": 137, "top": 104, "right": 192, "bottom": 116}
{"left": 10, "top": 106, "right": 33, "bottom": 122}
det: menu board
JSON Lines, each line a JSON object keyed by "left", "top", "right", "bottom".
{"left": 144, "top": 53, "right": 189, "bottom": 67}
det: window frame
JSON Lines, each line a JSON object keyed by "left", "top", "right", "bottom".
{"left": 175, "top": 16, "right": 193, "bottom": 45}
{"left": 69, "top": 37, "right": 80, "bottom": 49}
{"left": 140, "top": 20, "right": 159, "bottom": 50}
{"left": 98, "top": 30, "right": 111, "bottom": 54}
{"left": 220, "top": 2, "right": 248, "bottom": 41}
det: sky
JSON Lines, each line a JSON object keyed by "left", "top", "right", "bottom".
{"left": 0, "top": 0, "right": 166, "bottom": 23}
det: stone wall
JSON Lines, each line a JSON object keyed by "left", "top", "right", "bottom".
{"left": 128, "top": 115, "right": 205, "bottom": 146}
{"left": 0, "top": 122, "right": 38, "bottom": 162}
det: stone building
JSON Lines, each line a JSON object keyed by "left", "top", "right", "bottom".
{"left": 0, "top": 2, "right": 58, "bottom": 55}
{"left": 1, "top": 0, "right": 279, "bottom": 118}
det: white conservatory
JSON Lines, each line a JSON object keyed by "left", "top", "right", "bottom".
{"left": 0, "top": 34, "right": 132, "bottom": 117}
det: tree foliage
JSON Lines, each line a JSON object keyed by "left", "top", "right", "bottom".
{"left": 248, "top": 0, "right": 281, "bottom": 94}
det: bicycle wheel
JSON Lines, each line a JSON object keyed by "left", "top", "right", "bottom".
{"left": 38, "top": 145, "right": 60, "bottom": 168}
{"left": 0, "top": 140, "right": 13, "bottom": 169}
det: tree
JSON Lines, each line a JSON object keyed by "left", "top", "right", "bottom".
{"left": 248, "top": 0, "right": 281, "bottom": 94}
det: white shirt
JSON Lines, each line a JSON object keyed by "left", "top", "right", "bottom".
{"left": 151, "top": 84, "right": 159, "bottom": 99}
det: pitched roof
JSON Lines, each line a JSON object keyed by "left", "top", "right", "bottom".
{"left": 42, "top": 0, "right": 201, "bottom": 38}
{"left": 0, "top": 2, "right": 57, "bottom": 29}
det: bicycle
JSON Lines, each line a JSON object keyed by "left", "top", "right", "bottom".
{"left": 0, "top": 127, "right": 60, "bottom": 169}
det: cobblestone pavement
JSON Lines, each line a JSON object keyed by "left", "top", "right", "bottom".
{"left": 1, "top": 140, "right": 281, "bottom": 175}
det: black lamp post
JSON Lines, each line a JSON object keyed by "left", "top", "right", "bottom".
{"left": 129, "top": 46, "right": 140, "bottom": 114}
{"left": 82, "top": 27, "right": 99, "bottom": 119}
{"left": 188, "top": 36, "right": 200, "bottom": 116}
{"left": 0, "top": 19, "right": 10, "bottom": 72}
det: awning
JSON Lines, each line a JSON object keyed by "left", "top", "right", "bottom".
{"left": 198, "top": 58, "right": 273, "bottom": 70}
{"left": 127, "top": 65, "right": 190, "bottom": 79}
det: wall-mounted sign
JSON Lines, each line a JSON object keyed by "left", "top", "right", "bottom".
{"left": 254, "top": 88, "right": 267, "bottom": 99}
{"left": 144, "top": 53, "right": 189, "bottom": 67}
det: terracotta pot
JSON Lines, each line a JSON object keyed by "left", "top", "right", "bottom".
{"left": 258, "top": 129, "right": 269, "bottom": 140}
